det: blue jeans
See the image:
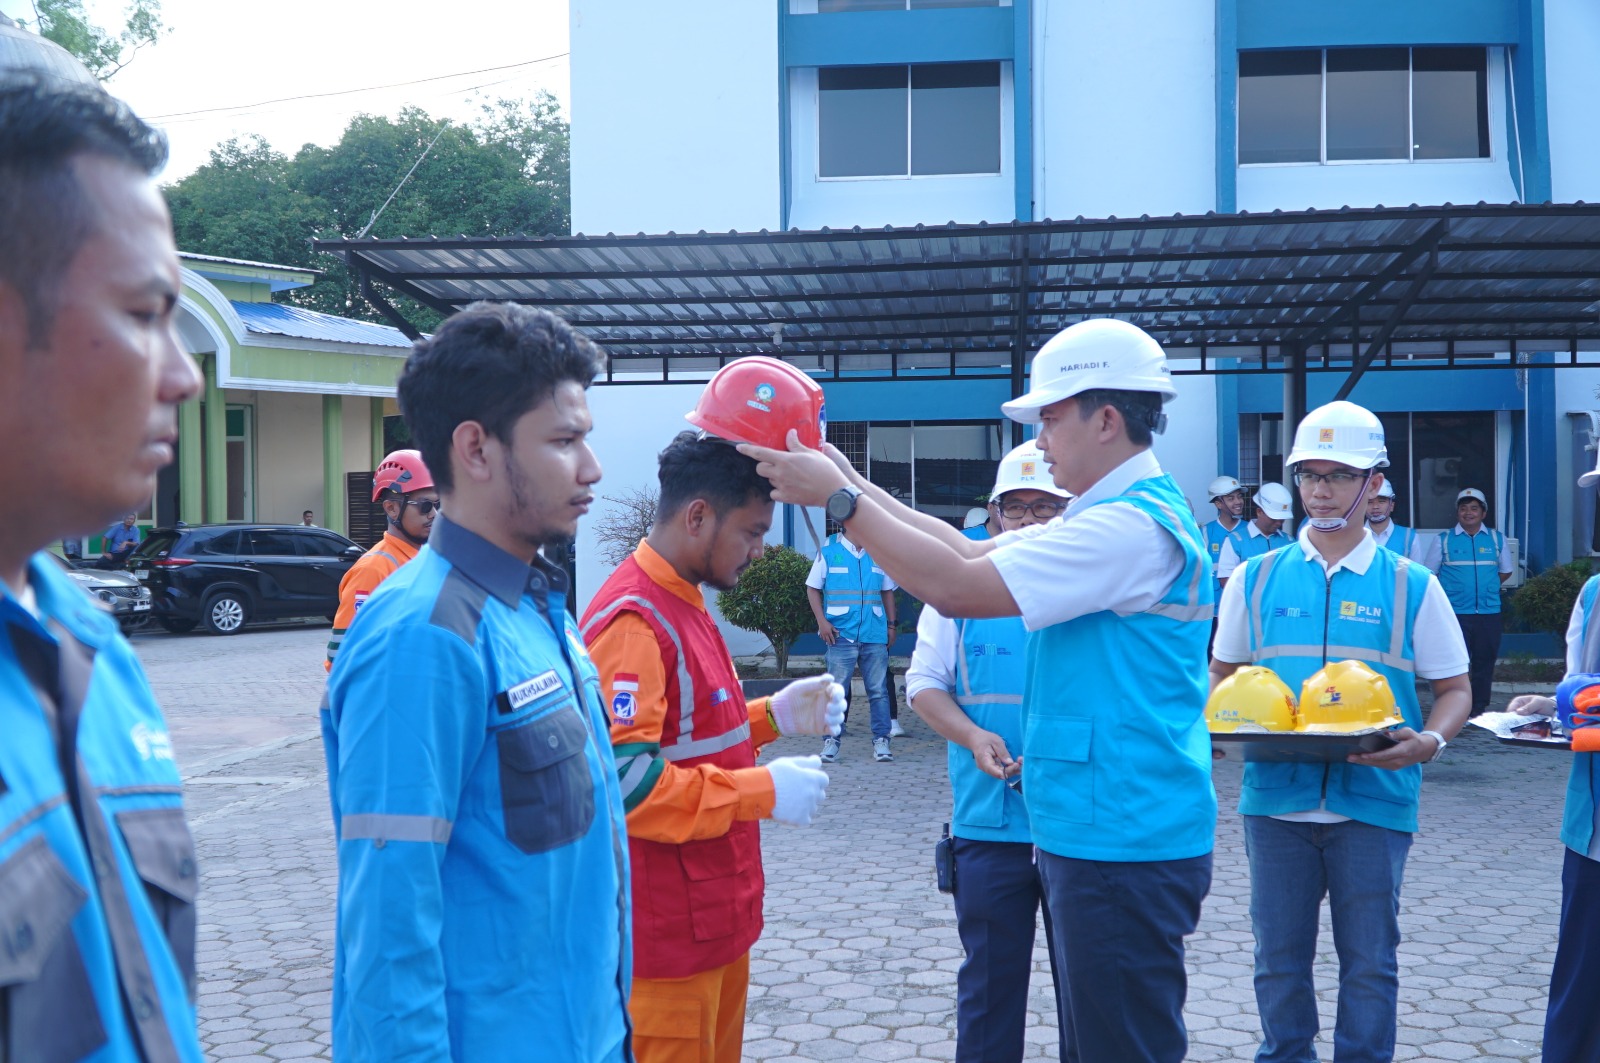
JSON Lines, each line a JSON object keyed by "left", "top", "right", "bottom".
{"left": 951, "top": 839, "right": 1072, "bottom": 1063}
{"left": 1036, "top": 849, "right": 1211, "bottom": 1063}
{"left": 825, "top": 640, "right": 890, "bottom": 741}
{"left": 1243, "top": 816, "right": 1412, "bottom": 1063}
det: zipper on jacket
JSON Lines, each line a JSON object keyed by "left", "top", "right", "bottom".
{"left": 1319, "top": 568, "right": 1334, "bottom": 804}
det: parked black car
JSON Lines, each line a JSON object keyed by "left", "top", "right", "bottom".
{"left": 49, "top": 552, "right": 153, "bottom": 633}
{"left": 128, "top": 524, "right": 363, "bottom": 635}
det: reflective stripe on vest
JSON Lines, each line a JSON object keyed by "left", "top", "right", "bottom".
{"left": 954, "top": 617, "right": 1024, "bottom": 708}
{"left": 580, "top": 592, "right": 750, "bottom": 762}
{"left": 1127, "top": 487, "right": 1215, "bottom": 623}
{"left": 1246, "top": 548, "right": 1416, "bottom": 673}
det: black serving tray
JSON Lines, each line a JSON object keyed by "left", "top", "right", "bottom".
{"left": 1494, "top": 734, "right": 1572, "bottom": 751}
{"left": 1211, "top": 730, "right": 1399, "bottom": 763}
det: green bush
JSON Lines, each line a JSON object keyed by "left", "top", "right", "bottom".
{"left": 1510, "top": 559, "right": 1594, "bottom": 637}
{"left": 717, "top": 545, "right": 814, "bottom": 677}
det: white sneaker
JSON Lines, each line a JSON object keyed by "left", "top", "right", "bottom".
{"left": 873, "top": 737, "right": 893, "bottom": 762}
{"left": 820, "top": 737, "right": 840, "bottom": 763}
{"left": 889, "top": 719, "right": 906, "bottom": 738}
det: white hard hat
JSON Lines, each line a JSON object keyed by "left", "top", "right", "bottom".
{"left": 962, "top": 507, "right": 989, "bottom": 530}
{"left": 1208, "top": 475, "right": 1243, "bottom": 500}
{"left": 1001, "top": 319, "right": 1177, "bottom": 425}
{"left": 1285, "top": 401, "right": 1389, "bottom": 470}
{"left": 1375, "top": 480, "right": 1395, "bottom": 500}
{"left": 1254, "top": 482, "right": 1294, "bottom": 520}
{"left": 991, "top": 441, "right": 1071, "bottom": 499}
{"left": 1457, "top": 488, "right": 1487, "bottom": 507}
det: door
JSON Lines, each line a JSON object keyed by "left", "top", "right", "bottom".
{"left": 244, "top": 529, "right": 309, "bottom": 616}
{"left": 296, "top": 531, "right": 359, "bottom": 613}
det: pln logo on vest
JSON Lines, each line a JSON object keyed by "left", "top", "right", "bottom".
{"left": 1338, "top": 600, "right": 1383, "bottom": 625}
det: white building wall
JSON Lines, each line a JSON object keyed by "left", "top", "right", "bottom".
{"left": 1032, "top": 0, "right": 1216, "bottom": 220}
{"left": 570, "top": 0, "right": 781, "bottom": 235}
{"left": 1150, "top": 374, "right": 1221, "bottom": 512}
{"left": 1545, "top": 0, "right": 1600, "bottom": 204}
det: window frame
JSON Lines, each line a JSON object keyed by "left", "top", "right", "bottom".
{"left": 815, "top": 60, "right": 1005, "bottom": 182}
{"left": 1238, "top": 46, "right": 1492, "bottom": 168}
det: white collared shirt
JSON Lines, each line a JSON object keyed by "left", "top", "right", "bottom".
{"left": 1366, "top": 520, "right": 1430, "bottom": 563}
{"left": 1214, "top": 528, "right": 1468, "bottom": 680}
{"left": 989, "top": 449, "right": 1187, "bottom": 632}
{"left": 1215, "top": 520, "right": 1288, "bottom": 579}
{"left": 1419, "top": 524, "right": 1514, "bottom": 575}
{"left": 905, "top": 604, "right": 960, "bottom": 702}
{"left": 806, "top": 536, "right": 898, "bottom": 592}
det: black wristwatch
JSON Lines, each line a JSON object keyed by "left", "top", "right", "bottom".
{"left": 826, "top": 485, "right": 862, "bottom": 523}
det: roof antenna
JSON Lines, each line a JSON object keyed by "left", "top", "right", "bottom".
{"left": 356, "top": 120, "right": 448, "bottom": 240}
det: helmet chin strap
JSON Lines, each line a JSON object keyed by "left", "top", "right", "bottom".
{"left": 1307, "top": 470, "right": 1374, "bottom": 533}
{"left": 1367, "top": 510, "right": 1390, "bottom": 526}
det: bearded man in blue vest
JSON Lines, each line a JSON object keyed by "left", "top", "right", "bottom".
{"left": 1211, "top": 400, "right": 1472, "bottom": 1063}
{"left": 740, "top": 318, "right": 1217, "bottom": 1063}
{"left": 1506, "top": 448, "right": 1600, "bottom": 1063}
{"left": 906, "top": 440, "right": 1070, "bottom": 1063}
{"left": 1421, "top": 488, "right": 1513, "bottom": 715}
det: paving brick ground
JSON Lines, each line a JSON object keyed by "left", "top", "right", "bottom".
{"left": 134, "top": 623, "right": 1570, "bottom": 1061}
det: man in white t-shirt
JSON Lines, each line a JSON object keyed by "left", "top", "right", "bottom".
{"left": 1211, "top": 400, "right": 1470, "bottom": 1063}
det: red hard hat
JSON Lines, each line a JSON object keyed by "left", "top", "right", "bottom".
{"left": 372, "top": 449, "right": 433, "bottom": 501}
{"left": 685, "top": 356, "right": 826, "bottom": 450}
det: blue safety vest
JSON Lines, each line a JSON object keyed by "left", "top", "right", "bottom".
{"left": 1019, "top": 473, "right": 1217, "bottom": 862}
{"left": 1237, "top": 544, "right": 1433, "bottom": 833}
{"left": 961, "top": 524, "right": 991, "bottom": 542}
{"left": 1435, "top": 527, "right": 1506, "bottom": 615}
{"left": 1203, "top": 518, "right": 1240, "bottom": 585}
{"left": 325, "top": 516, "right": 632, "bottom": 1062}
{"left": 1561, "top": 576, "right": 1600, "bottom": 859}
{"left": 945, "top": 614, "right": 1032, "bottom": 844}
{"left": 1372, "top": 522, "right": 1417, "bottom": 558}
{"left": 820, "top": 535, "right": 889, "bottom": 644}
{"left": 0, "top": 553, "right": 203, "bottom": 1063}
{"left": 1224, "top": 523, "right": 1291, "bottom": 568}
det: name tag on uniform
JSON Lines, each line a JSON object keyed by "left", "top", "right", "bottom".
{"left": 828, "top": 566, "right": 848, "bottom": 573}
{"left": 499, "top": 670, "right": 564, "bottom": 714}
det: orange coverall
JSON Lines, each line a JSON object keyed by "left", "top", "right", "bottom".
{"left": 324, "top": 530, "right": 417, "bottom": 672}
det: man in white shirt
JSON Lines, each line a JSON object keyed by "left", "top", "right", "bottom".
{"left": 1365, "top": 480, "right": 1425, "bottom": 560}
{"left": 1215, "top": 482, "right": 1293, "bottom": 585}
{"left": 1211, "top": 400, "right": 1470, "bottom": 1063}
{"left": 807, "top": 530, "right": 898, "bottom": 761}
{"left": 743, "top": 318, "right": 1217, "bottom": 1063}
{"left": 1420, "top": 488, "right": 1514, "bottom": 714}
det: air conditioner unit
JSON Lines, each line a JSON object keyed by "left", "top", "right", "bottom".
{"left": 1503, "top": 537, "right": 1523, "bottom": 589}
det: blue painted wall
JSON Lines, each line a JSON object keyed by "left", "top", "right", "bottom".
{"left": 821, "top": 377, "right": 1013, "bottom": 424}
{"left": 1232, "top": 367, "right": 1528, "bottom": 414}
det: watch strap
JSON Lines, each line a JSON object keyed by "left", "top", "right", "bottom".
{"left": 1420, "top": 729, "right": 1447, "bottom": 762}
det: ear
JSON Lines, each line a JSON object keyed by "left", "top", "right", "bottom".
{"left": 451, "top": 421, "right": 497, "bottom": 485}
{"left": 682, "top": 497, "right": 713, "bottom": 537}
{"left": 1096, "top": 403, "right": 1123, "bottom": 443}
{"left": 1367, "top": 471, "right": 1385, "bottom": 500}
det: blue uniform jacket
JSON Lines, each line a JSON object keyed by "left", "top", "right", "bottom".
{"left": 0, "top": 553, "right": 203, "bottom": 1063}
{"left": 324, "top": 515, "right": 633, "bottom": 1062}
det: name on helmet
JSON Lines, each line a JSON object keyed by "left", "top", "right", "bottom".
{"left": 1053, "top": 361, "right": 1111, "bottom": 375}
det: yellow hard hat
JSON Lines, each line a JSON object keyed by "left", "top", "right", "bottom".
{"left": 1297, "top": 660, "right": 1403, "bottom": 733}
{"left": 1206, "top": 666, "right": 1299, "bottom": 733}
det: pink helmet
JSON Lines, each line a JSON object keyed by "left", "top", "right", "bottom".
{"left": 372, "top": 449, "right": 433, "bottom": 501}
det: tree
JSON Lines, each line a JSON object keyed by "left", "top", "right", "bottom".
{"left": 25, "top": 0, "right": 166, "bottom": 80}
{"left": 163, "top": 93, "right": 570, "bottom": 326}
{"left": 717, "top": 546, "right": 814, "bottom": 677}
{"left": 592, "top": 487, "right": 658, "bottom": 568}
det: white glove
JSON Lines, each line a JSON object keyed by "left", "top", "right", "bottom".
{"left": 769, "top": 675, "right": 846, "bottom": 737}
{"left": 767, "top": 755, "right": 830, "bottom": 826}
{"left": 1509, "top": 694, "right": 1557, "bottom": 717}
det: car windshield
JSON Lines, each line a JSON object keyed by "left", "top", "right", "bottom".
{"left": 133, "top": 531, "right": 180, "bottom": 559}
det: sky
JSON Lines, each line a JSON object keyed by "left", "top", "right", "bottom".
{"left": 0, "top": 0, "right": 571, "bottom": 180}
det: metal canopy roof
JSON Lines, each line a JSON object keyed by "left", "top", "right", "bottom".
{"left": 316, "top": 203, "right": 1600, "bottom": 385}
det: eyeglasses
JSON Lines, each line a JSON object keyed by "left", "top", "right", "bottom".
{"left": 1292, "top": 471, "right": 1365, "bottom": 488}
{"left": 998, "top": 500, "right": 1068, "bottom": 519}
{"left": 403, "top": 498, "right": 443, "bottom": 515}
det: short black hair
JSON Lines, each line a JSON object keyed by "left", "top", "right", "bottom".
{"left": 657, "top": 431, "right": 773, "bottom": 520}
{"left": 1074, "top": 388, "right": 1164, "bottom": 447}
{"left": 0, "top": 75, "right": 168, "bottom": 348}
{"left": 397, "top": 302, "right": 604, "bottom": 492}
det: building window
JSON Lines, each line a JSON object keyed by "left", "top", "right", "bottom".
{"left": 1239, "top": 47, "right": 1489, "bottom": 165}
{"left": 818, "top": 62, "right": 1002, "bottom": 178}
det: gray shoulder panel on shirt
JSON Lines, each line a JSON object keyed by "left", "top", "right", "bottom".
{"left": 428, "top": 568, "right": 489, "bottom": 646}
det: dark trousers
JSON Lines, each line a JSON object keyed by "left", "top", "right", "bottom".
{"left": 1544, "top": 847, "right": 1600, "bottom": 1063}
{"left": 1456, "top": 612, "right": 1503, "bottom": 713}
{"left": 1036, "top": 849, "right": 1212, "bottom": 1063}
{"left": 950, "top": 839, "right": 1073, "bottom": 1063}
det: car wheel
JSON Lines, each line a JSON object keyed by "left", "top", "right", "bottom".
{"left": 119, "top": 616, "right": 150, "bottom": 635}
{"left": 157, "top": 617, "right": 198, "bottom": 634}
{"left": 202, "top": 592, "right": 250, "bottom": 635}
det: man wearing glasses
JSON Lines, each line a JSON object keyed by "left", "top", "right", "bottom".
{"left": 326, "top": 449, "right": 439, "bottom": 672}
{"left": 906, "top": 440, "right": 1073, "bottom": 1063}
